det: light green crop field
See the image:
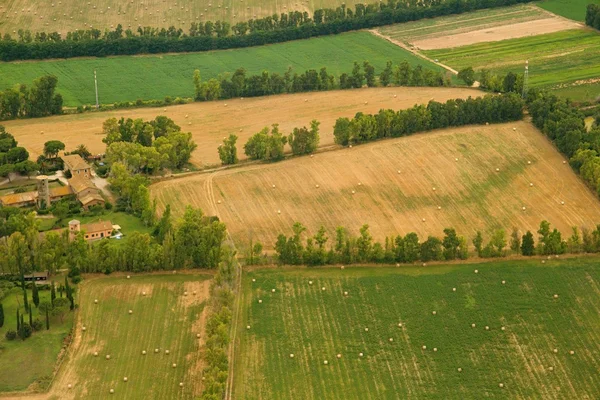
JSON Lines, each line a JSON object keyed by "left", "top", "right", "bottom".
{"left": 0, "top": 285, "right": 73, "bottom": 392}
{"left": 537, "top": 0, "right": 600, "bottom": 21}
{"left": 424, "top": 29, "right": 600, "bottom": 102}
{"left": 45, "top": 273, "right": 211, "bottom": 399}
{"left": 0, "top": 0, "right": 358, "bottom": 35}
{"left": 377, "top": 4, "right": 549, "bottom": 44}
{"left": 0, "top": 32, "right": 443, "bottom": 107}
{"left": 234, "top": 257, "right": 600, "bottom": 399}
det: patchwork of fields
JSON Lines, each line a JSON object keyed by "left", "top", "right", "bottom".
{"left": 424, "top": 30, "right": 600, "bottom": 101}
{"left": 235, "top": 258, "right": 600, "bottom": 399}
{"left": 3, "top": 86, "right": 479, "bottom": 166}
{"left": 45, "top": 273, "right": 211, "bottom": 399}
{"left": 151, "top": 121, "right": 600, "bottom": 250}
{"left": 0, "top": 32, "right": 444, "bottom": 107}
{"left": 0, "top": 0, "right": 360, "bottom": 35}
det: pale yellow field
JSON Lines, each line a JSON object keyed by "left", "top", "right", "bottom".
{"left": 3, "top": 87, "right": 480, "bottom": 167}
{"left": 151, "top": 120, "right": 600, "bottom": 250}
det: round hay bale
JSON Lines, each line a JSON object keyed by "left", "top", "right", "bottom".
{"left": 246, "top": 325, "right": 250, "bottom": 330}
{"left": 277, "top": 210, "right": 281, "bottom": 214}
{"left": 165, "top": 350, "right": 170, "bottom": 355}
{"left": 349, "top": 145, "right": 353, "bottom": 148}
{"left": 106, "top": 355, "right": 111, "bottom": 360}
{"left": 433, "top": 348, "right": 438, "bottom": 352}
{"left": 422, "top": 263, "right": 427, "bottom": 267}
{"left": 217, "top": 200, "right": 221, "bottom": 204}
{"left": 432, "top": 187, "right": 436, "bottom": 191}
{"left": 142, "top": 292, "right": 146, "bottom": 296}
{"left": 352, "top": 190, "right": 356, "bottom": 194}
{"left": 422, "top": 218, "right": 426, "bottom": 222}
{"left": 474, "top": 269, "right": 479, "bottom": 274}
{"left": 94, "top": 351, "right": 98, "bottom": 356}
{"left": 471, "top": 323, "right": 476, "bottom": 328}
{"left": 398, "top": 323, "right": 403, "bottom": 327}
{"left": 196, "top": 334, "right": 201, "bottom": 338}
{"left": 513, "top": 127, "right": 517, "bottom": 131}
{"left": 172, "top": 363, "right": 177, "bottom": 368}
{"left": 553, "top": 348, "right": 558, "bottom": 353}
{"left": 561, "top": 201, "right": 565, "bottom": 205}
{"left": 315, "top": 184, "right": 320, "bottom": 188}
{"left": 563, "top": 160, "right": 567, "bottom": 164}
{"left": 127, "top": 275, "right": 131, "bottom": 279}
{"left": 455, "top": 158, "right": 459, "bottom": 161}
{"left": 389, "top": 338, "right": 394, "bottom": 342}
{"left": 365, "top": 327, "right": 369, "bottom": 332}
{"left": 258, "top": 300, "right": 262, "bottom": 304}
{"left": 193, "top": 291, "right": 197, "bottom": 295}
{"left": 155, "top": 348, "right": 159, "bottom": 353}
{"left": 337, "top": 353, "right": 342, "bottom": 358}
{"left": 527, "top": 161, "right": 531, "bottom": 165}
{"left": 394, "top": 95, "right": 397, "bottom": 98}
{"left": 323, "top": 360, "right": 328, "bottom": 365}
{"left": 422, "top": 345, "right": 427, "bottom": 350}
{"left": 501, "top": 326, "right": 506, "bottom": 331}
{"left": 499, "top": 383, "right": 504, "bottom": 388}
{"left": 364, "top": 101, "right": 368, "bottom": 105}
{"left": 129, "top": 310, "right": 133, "bottom": 314}
{"left": 344, "top": 291, "right": 348, "bottom": 296}
{"left": 82, "top": 326, "right": 87, "bottom": 331}
{"left": 179, "top": 382, "right": 184, "bottom": 387}
{"left": 457, "top": 368, "right": 462, "bottom": 372}
{"left": 272, "top": 184, "right": 276, "bottom": 188}
{"left": 94, "top": 299, "right": 98, "bottom": 304}
{"left": 437, "top": 206, "right": 442, "bottom": 210}
{"left": 396, "top": 263, "right": 400, "bottom": 267}
{"left": 142, "top": 350, "right": 147, "bottom": 355}
{"left": 290, "top": 353, "right": 294, "bottom": 358}
{"left": 553, "top": 294, "right": 558, "bottom": 298}
{"left": 358, "top": 182, "right": 362, "bottom": 186}
{"left": 110, "top": 389, "right": 114, "bottom": 394}
{"left": 184, "top": 291, "right": 188, "bottom": 296}
{"left": 502, "top": 280, "right": 506, "bottom": 284}
{"left": 304, "top": 99, "right": 308, "bottom": 102}
{"left": 397, "top": 170, "right": 401, "bottom": 174}
{"left": 341, "top": 265, "right": 345, "bottom": 270}
{"left": 271, "top": 289, "right": 276, "bottom": 293}
{"left": 548, "top": 366, "right": 554, "bottom": 371}
{"left": 322, "top": 287, "right": 326, "bottom": 291}
{"left": 68, "top": 383, "right": 72, "bottom": 389}
{"left": 432, "top": 311, "right": 437, "bottom": 315}
{"left": 452, "top": 288, "right": 456, "bottom": 292}
{"left": 359, "top": 352, "right": 364, "bottom": 357}
{"left": 485, "top": 326, "right": 490, "bottom": 331}
{"left": 522, "top": 206, "right": 526, "bottom": 211}
{"left": 569, "top": 350, "right": 574, "bottom": 355}
{"left": 496, "top": 168, "right": 500, "bottom": 172}
{"left": 309, "top": 281, "right": 313, "bottom": 285}
{"left": 529, "top": 183, "right": 534, "bottom": 187}
{"left": 123, "top": 377, "right": 128, "bottom": 382}
{"left": 252, "top": 278, "right": 256, "bottom": 282}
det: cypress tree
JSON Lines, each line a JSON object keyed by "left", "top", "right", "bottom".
{"left": 32, "top": 283, "right": 40, "bottom": 308}
{"left": 28, "top": 308, "right": 33, "bottom": 327}
{"left": 50, "top": 281, "right": 56, "bottom": 305}
{"left": 16, "top": 309, "right": 20, "bottom": 331}
{"left": 0, "top": 303, "right": 3, "bottom": 328}
{"left": 20, "top": 313, "right": 24, "bottom": 330}
{"left": 22, "top": 287, "right": 29, "bottom": 313}
{"left": 45, "top": 308, "right": 50, "bottom": 330}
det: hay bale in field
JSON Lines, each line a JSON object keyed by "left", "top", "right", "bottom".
{"left": 252, "top": 278, "right": 256, "bottom": 282}
{"left": 337, "top": 353, "right": 342, "bottom": 358}
{"left": 522, "top": 206, "right": 527, "bottom": 211}
{"left": 561, "top": 201, "right": 565, "bottom": 205}
{"left": 123, "top": 377, "right": 128, "bottom": 382}
{"left": 309, "top": 281, "right": 313, "bottom": 285}
{"left": 553, "top": 294, "right": 558, "bottom": 298}
{"left": 196, "top": 334, "right": 201, "bottom": 338}
{"left": 438, "top": 206, "right": 441, "bottom": 210}
{"left": 548, "top": 366, "right": 554, "bottom": 371}
{"left": 485, "top": 326, "right": 490, "bottom": 331}
{"left": 324, "top": 360, "right": 328, "bottom": 365}
{"left": 127, "top": 275, "right": 130, "bottom": 279}
{"left": 68, "top": 384, "right": 72, "bottom": 389}
{"left": 94, "top": 352, "right": 98, "bottom": 357}
{"left": 499, "top": 383, "right": 504, "bottom": 388}
{"left": 129, "top": 310, "right": 133, "bottom": 314}
{"left": 172, "top": 363, "right": 177, "bottom": 368}
{"left": 474, "top": 269, "right": 479, "bottom": 274}
{"left": 142, "top": 291, "right": 146, "bottom": 296}
{"left": 106, "top": 355, "right": 111, "bottom": 360}
{"left": 389, "top": 338, "right": 394, "bottom": 342}
{"left": 502, "top": 280, "right": 506, "bottom": 284}
{"left": 290, "top": 353, "right": 294, "bottom": 358}
{"left": 397, "top": 170, "right": 401, "bottom": 174}
{"left": 553, "top": 348, "right": 558, "bottom": 353}
{"left": 180, "top": 382, "right": 184, "bottom": 387}
{"left": 165, "top": 350, "right": 170, "bottom": 355}
{"left": 422, "top": 345, "right": 427, "bottom": 350}
{"left": 432, "top": 311, "right": 437, "bottom": 315}
{"left": 344, "top": 291, "right": 348, "bottom": 296}
{"left": 94, "top": 299, "right": 98, "bottom": 304}
{"left": 394, "top": 95, "right": 397, "bottom": 98}
{"left": 496, "top": 168, "right": 500, "bottom": 172}
{"left": 155, "top": 348, "right": 159, "bottom": 353}
{"left": 527, "top": 160, "right": 531, "bottom": 165}
{"left": 258, "top": 300, "right": 262, "bottom": 304}
{"left": 271, "top": 289, "right": 276, "bottom": 293}
{"left": 422, "top": 218, "right": 426, "bottom": 222}
{"left": 142, "top": 350, "right": 147, "bottom": 355}
{"left": 569, "top": 350, "right": 574, "bottom": 355}
{"left": 452, "top": 288, "right": 456, "bottom": 292}
{"left": 315, "top": 184, "right": 320, "bottom": 188}
{"left": 321, "top": 287, "right": 326, "bottom": 291}
{"left": 471, "top": 323, "right": 476, "bottom": 328}
{"left": 398, "top": 323, "right": 403, "bottom": 327}
{"left": 359, "top": 352, "right": 364, "bottom": 357}
{"left": 352, "top": 190, "right": 355, "bottom": 194}
{"left": 529, "top": 183, "right": 534, "bottom": 187}
{"left": 246, "top": 326, "right": 250, "bottom": 330}
{"left": 457, "top": 368, "right": 462, "bottom": 372}
{"left": 501, "top": 326, "right": 506, "bottom": 331}
{"left": 365, "top": 327, "right": 369, "bottom": 332}
{"left": 433, "top": 348, "right": 437, "bottom": 352}
{"left": 110, "top": 389, "right": 114, "bottom": 394}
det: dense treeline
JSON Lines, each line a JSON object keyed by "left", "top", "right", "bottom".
{"left": 586, "top": 4, "right": 600, "bottom": 29}
{"left": 333, "top": 93, "right": 524, "bottom": 145}
{"left": 194, "top": 61, "right": 449, "bottom": 101}
{"left": 0, "top": 75, "right": 63, "bottom": 120}
{"left": 0, "top": 205, "right": 226, "bottom": 274}
{"left": 0, "top": 0, "right": 534, "bottom": 61}
{"left": 0, "top": 127, "right": 39, "bottom": 181}
{"left": 273, "top": 220, "right": 600, "bottom": 265}
{"left": 527, "top": 90, "right": 600, "bottom": 196}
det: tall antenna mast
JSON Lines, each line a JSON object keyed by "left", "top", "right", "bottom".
{"left": 94, "top": 70, "right": 99, "bottom": 109}
{"left": 522, "top": 60, "right": 529, "bottom": 98}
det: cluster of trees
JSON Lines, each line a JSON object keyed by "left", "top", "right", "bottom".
{"left": 200, "top": 249, "right": 235, "bottom": 400}
{"left": 234, "top": 120, "right": 320, "bottom": 164}
{"left": 457, "top": 67, "right": 523, "bottom": 94}
{"left": 333, "top": 93, "right": 524, "bottom": 145}
{"left": 0, "top": 75, "right": 63, "bottom": 120}
{"left": 586, "top": 4, "right": 600, "bottom": 29}
{"left": 194, "top": 61, "right": 447, "bottom": 102}
{"left": 103, "top": 116, "right": 197, "bottom": 172}
{"left": 527, "top": 90, "right": 600, "bottom": 196}
{"left": 0, "top": 0, "right": 535, "bottom": 61}
{"left": 274, "top": 220, "right": 600, "bottom": 265}
{"left": 0, "top": 205, "right": 227, "bottom": 275}
{"left": 0, "top": 127, "right": 38, "bottom": 181}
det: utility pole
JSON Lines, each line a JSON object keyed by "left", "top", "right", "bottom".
{"left": 522, "top": 60, "right": 529, "bottom": 99}
{"left": 94, "top": 70, "right": 99, "bottom": 109}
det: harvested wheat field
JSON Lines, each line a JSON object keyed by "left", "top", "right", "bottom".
{"left": 23, "top": 273, "right": 212, "bottom": 400}
{"left": 376, "top": 4, "right": 581, "bottom": 50}
{"left": 151, "top": 120, "right": 600, "bottom": 250}
{"left": 2, "top": 87, "right": 479, "bottom": 168}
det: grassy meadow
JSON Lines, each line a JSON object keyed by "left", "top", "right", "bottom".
{"left": 0, "top": 284, "right": 74, "bottom": 392}
{"left": 48, "top": 273, "right": 210, "bottom": 399}
{"left": 537, "top": 0, "right": 600, "bottom": 21}
{"left": 0, "top": 32, "right": 443, "bottom": 107}
{"left": 235, "top": 257, "right": 600, "bottom": 399}
{"left": 424, "top": 29, "right": 600, "bottom": 102}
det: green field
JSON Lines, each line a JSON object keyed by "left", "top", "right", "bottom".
{"left": 50, "top": 273, "right": 210, "bottom": 399}
{"left": 537, "top": 0, "right": 600, "bottom": 21}
{"left": 235, "top": 257, "right": 600, "bottom": 399}
{"left": 425, "top": 29, "right": 600, "bottom": 102}
{"left": 0, "top": 32, "right": 443, "bottom": 107}
{"left": 0, "top": 283, "right": 73, "bottom": 392}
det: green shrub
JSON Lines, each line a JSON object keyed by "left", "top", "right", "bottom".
{"left": 32, "top": 319, "right": 44, "bottom": 331}
{"left": 5, "top": 330, "right": 17, "bottom": 340}
{"left": 18, "top": 323, "right": 32, "bottom": 340}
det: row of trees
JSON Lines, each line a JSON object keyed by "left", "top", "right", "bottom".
{"left": 0, "top": 0, "right": 535, "bottom": 61}
{"left": 0, "top": 205, "right": 226, "bottom": 275}
{"left": 333, "top": 93, "right": 524, "bottom": 145}
{"left": 586, "top": 4, "right": 600, "bottom": 30}
{"left": 457, "top": 67, "right": 523, "bottom": 94}
{"left": 194, "top": 61, "right": 448, "bottom": 102}
{"left": 0, "top": 127, "right": 38, "bottom": 181}
{"left": 103, "top": 116, "right": 197, "bottom": 172}
{"left": 274, "top": 220, "right": 600, "bottom": 265}
{"left": 0, "top": 75, "right": 63, "bottom": 120}
{"left": 527, "top": 90, "right": 600, "bottom": 196}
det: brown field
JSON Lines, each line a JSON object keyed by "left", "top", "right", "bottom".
{"left": 151, "top": 120, "right": 600, "bottom": 250}
{"left": 3, "top": 87, "right": 480, "bottom": 168}
{"left": 412, "top": 17, "right": 581, "bottom": 50}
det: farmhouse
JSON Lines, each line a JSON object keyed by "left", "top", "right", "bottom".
{"left": 68, "top": 219, "right": 114, "bottom": 241}
{"left": 63, "top": 154, "right": 92, "bottom": 177}
{"left": 68, "top": 174, "right": 105, "bottom": 210}
{"left": 0, "top": 191, "right": 38, "bottom": 208}
{"left": 23, "top": 271, "right": 49, "bottom": 282}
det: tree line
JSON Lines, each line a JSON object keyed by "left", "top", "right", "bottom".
{"left": 586, "top": 4, "right": 600, "bottom": 30}
{"left": 194, "top": 60, "right": 449, "bottom": 102}
{"left": 0, "top": 0, "right": 535, "bottom": 61}
{"left": 333, "top": 93, "right": 524, "bottom": 145}
{"left": 526, "top": 90, "right": 600, "bottom": 197}
{"left": 272, "top": 220, "right": 600, "bottom": 266}
{"left": 0, "top": 126, "right": 38, "bottom": 182}
{"left": 457, "top": 67, "right": 523, "bottom": 94}
{"left": 0, "top": 75, "right": 63, "bottom": 120}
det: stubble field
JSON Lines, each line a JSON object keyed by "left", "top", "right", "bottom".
{"left": 40, "top": 273, "right": 211, "bottom": 400}
{"left": 2, "top": 86, "right": 479, "bottom": 167}
{"left": 151, "top": 120, "right": 600, "bottom": 251}
{"left": 234, "top": 257, "right": 600, "bottom": 399}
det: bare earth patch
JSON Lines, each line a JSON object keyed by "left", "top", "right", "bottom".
{"left": 412, "top": 18, "right": 582, "bottom": 50}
